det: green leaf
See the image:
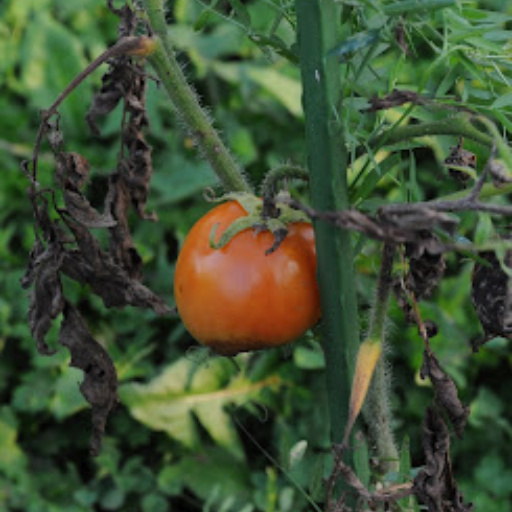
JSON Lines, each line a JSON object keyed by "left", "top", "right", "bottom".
{"left": 151, "top": 154, "right": 218, "bottom": 206}
{"left": 100, "top": 488, "right": 125, "bottom": 511}
{"left": 19, "top": 11, "right": 89, "bottom": 136}
{"left": 12, "top": 370, "right": 54, "bottom": 413}
{"left": 213, "top": 63, "right": 302, "bottom": 117}
{"left": 288, "top": 440, "right": 308, "bottom": 469}
{"left": 141, "top": 492, "right": 169, "bottom": 512}
{"left": 244, "top": 67, "right": 302, "bottom": 118}
{"left": 462, "top": 8, "right": 512, "bottom": 24}
{"left": 492, "top": 92, "right": 512, "bottom": 110}
{"left": 293, "top": 345, "right": 325, "bottom": 370}
{"left": 50, "top": 367, "right": 87, "bottom": 420}
{"left": 350, "top": 153, "right": 403, "bottom": 204}
{"left": 226, "top": 0, "right": 251, "bottom": 27}
{"left": 382, "top": 0, "right": 456, "bottom": 16}
{"left": 157, "top": 447, "right": 252, "bottom": 504}
{"left": 327, "top": 30, "right": 380, "bottom": 62}
{"left": 352, "top": 432, "right": 371, "bottom": 488}
{"left": 73, "top": 488, "right": 97, "bottom": 508}
{"left": 399, "top": 436, "right": 412, "bottom": 481}
{"left": 194, "top": 0, "right": 222, "bottom": 31}
{"left": 0, "top": 407, "right": 27, "bottom": 480}
{"left": 248, "top": 33, "right": 299, "bottom": 63}
{"left": 474, "top": 454, "right": 512, "bottom": 498}
{"left": 474, "top": 214, "right": 495, "bottom": 247}
{"left": 120, "top": 357, "right": 280, "bottom": 458}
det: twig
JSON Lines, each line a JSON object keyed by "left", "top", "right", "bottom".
{"left": 326, "top": 445, "right": 414, "bottom": 511}
{"left": 399, "top": 270, "right": 433, "bottom": 353}
{"left": 285, "top": 198, "right": 456, "bottom": 244}
{"left": 382, "top": 198, "right": 512, "bottom": 216}
{"left": 381, "top": 142, "right": 512, "bottom": 216}
{"left": 467, "top": 143, "right": 497, "bottom": 202}
{"left": 284, "top": 145, "right": 512, "bottom": 250}
{"left": 29, "top": 36, "right": 154, "bottom": 182}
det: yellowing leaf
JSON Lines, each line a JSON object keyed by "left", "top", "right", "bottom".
{"left": 343, "top": 338, "right": 382, "bottom": 445}
{"left": 120, "top": 357, "right": 280, "bottom": 459}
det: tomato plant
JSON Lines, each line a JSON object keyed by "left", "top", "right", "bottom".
{"left": 174, "top": 200, "right": 320, "bottom": 355}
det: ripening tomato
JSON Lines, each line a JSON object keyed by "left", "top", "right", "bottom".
{"left": 174, "top": 200, "right": 320, "bottom": 355}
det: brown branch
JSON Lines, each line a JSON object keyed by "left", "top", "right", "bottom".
{"left": 284, "top": 197, "right": 458, "bottom": 247}
{"left": 326, "top": 445, "right": 414, "bottom": 511}
{"left": 285, "top": 146, "right": 511, "bottom": 253}
{"left": 29, "top": 36, "right": 154, "bottom": 182}
{"left": 381, "top": 142, "right": 512, "bottom": 216}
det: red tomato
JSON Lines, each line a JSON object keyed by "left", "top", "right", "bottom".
{"left": 174, "top": 200, "right": 320, "bottom": 355}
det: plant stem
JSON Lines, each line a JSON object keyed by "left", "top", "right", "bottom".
{"left": 364, "top": 243, "right": 399, "bottom": 474}
{"left": 368, "top": 244, "right": 395, "bottom": 341}
{"left": 296, "top": 0, "right": 360, "bottom": 455}
{"left": 30, "top": 36, "right": 155, "bottom": 180}
{"left": 142, "top": 0, "right": 251, "bottom": 193}
{"left": 370, "top": 115, "right": 493, "bottom": 150}
{"left": 474, "top": 115, "right": 512, "bottom": 170}
{"left": 260, "top": 164, "right": 309, "bottom": 197}
{"left": 441, "top": 182, "right": 512, "bottom": 202}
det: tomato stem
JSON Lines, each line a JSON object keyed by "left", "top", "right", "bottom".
{"left": 295, "top": 0, "right": 360, "bottom": 483}
{"left": 260, "top": 164, "right": 309, "bottom": 219}
{"left": 363, "top": 243, "right": 399, "bottom": 474}
{"left": 142, "top": 0, "right": 252, "bottom": 194}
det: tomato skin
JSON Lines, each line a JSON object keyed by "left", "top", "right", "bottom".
{"left": 174, "top": 201, "right": 320, "bottom": 355}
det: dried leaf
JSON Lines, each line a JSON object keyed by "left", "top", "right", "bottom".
{"left": 471, "top": 250, "right": 512, "bottom": 347}
{"left": 444, "top": 142, "right": 477, "bottom": 185}
{"left": 414, "top": 407, "right": 473, "bottom": 512}
{"left": 488, "top": 159, "right": 512, "bottom": 187}
{"left": 58, "top": 303, "right": 118, "bottom": 456}
{"left": 23, "top": 240, "right": 64, "bottom": 355}
{"left": 57, "top": 152, "right": 90, "bottom": 190}
{"left": 420, "top": 351, "right": 469, "bottom": 438}
{"left": 405, "top": 232, "right": 446, "bottom": 301}
{"left": 116, "top": 64, "right": 156, "bottom": 222}
{"left": 85, "top": 5, "right": 139, "bottom": 135}
{"left": 367, "top": 89, "right": 425, "bottom": 111}
{"left": 62, "top": 220, "right": 170, "bottom": 315}
{"left": 22, "top": 3, "right": 167, "bottom": 457}
{"left": 106, "top": 174, "right": 143, "bottom": 278}
{"left": 86, "top": 64, "right": 127, "bottom": 136}
{"left": 64, "top": 189, "right": 117, "bottom": 228}
{"left": 383, "top": 209, "right": 458, "bottom": 236}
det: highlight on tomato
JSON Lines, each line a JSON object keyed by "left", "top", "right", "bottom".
{"left": 173, "top": 196, "right": 320, "bottom": 355}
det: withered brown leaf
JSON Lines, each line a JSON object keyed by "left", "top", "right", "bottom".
{"left": 471, "top": 250, "right": 512, "bottom": 349}
{"left": 420, "top": 350, "right": 469, "bottom": 438}
{"left": 414, "top": 407, "right": 473, "bottom": 512}
{"left": 22, "top": 239, "right": 64, "bottom": 356}
{"left": 58, "top": 302, "right": 118, "bottom": 456}
{"left": 62, "top": 218, "right": 170, "bottom": 315}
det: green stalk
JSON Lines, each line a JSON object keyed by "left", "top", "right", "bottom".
{"left": 296, "top": 0, "right": 360, "bottom": 452}
{"left": 442, "top": 182, "right": 512, "bottom": 201}
{"left": 475, "top": 115, "right": 512, "bottom": 170}
{"left": 370, "top": 115, "right": 493, "bottom": 151}
{"left": 142, "top": 0, "right": 251, "bottom": 193}
{"left": 260, "top": 164, "right": 309, "bottom": 195}
{"left": 363, "top": 244, "right": 399, "bottom": 474}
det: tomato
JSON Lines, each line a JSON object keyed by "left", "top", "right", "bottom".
{"left": 174, "top": 200, "right": 320, "bottom": 355}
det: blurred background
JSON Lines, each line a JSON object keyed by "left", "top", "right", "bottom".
{"left": 1, "top": 0, "right": 512, "bottom": 511}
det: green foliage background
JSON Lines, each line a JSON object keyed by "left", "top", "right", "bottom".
{"left": 1, "top": 0, "right": 512, "bottom": 511}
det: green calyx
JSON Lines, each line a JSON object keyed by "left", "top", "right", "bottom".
{"left": 208, "top": 192, "right": 310, "bottom": 252}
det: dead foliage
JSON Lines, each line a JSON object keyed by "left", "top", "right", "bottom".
{"left": 414, "top": 407, "right": 473, "bottom": 512}
{"left": 21, "top": 4, "right": 170, "bottom": 455}
{"left": 420, "top": 351, "right": 469, "bottom": 439}
{"left": 471, "top": 250, "right": 512, "bottom": 349}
